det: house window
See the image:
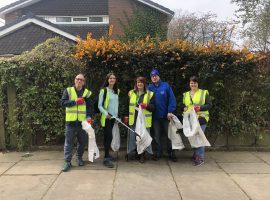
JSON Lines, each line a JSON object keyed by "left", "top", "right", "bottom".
{"left": 73, "top": 17, "right": 88, "bottom": 22}
{"left": 56, "top": 17, "right": 71, "bottom": 22}
{"left": 89, "top": 17, "right": 103, "bottom": 22}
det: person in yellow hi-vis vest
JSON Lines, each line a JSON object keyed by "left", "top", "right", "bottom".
{"left": 183, "top": 76, "right": 212, "bottom": 166}
{"left": 61, "top": 74, "right": 93, "bottom": 172}
{"left": 98, "top": 72, "right": 120, "bottom": 168}
{"left": 126, "top": 76, "right": 155, "bottom": 163}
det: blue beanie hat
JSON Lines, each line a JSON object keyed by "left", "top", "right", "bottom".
{"left": 150, "top": 69, "right": 160, "bottom": 77}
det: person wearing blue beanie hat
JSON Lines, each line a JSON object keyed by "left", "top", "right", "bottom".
{"left": 150, "top": 69, "right": 160, "bottom": 77}
{"left": 148, "top": 69, "right": 177, "bottom": 162}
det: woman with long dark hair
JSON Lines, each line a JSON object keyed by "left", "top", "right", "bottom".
{"left": 98, "top": 72, "right": 119, "bottom": 168}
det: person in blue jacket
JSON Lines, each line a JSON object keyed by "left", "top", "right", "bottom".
{"left": 148, "top": 69, "right": 177, "bottom": 162}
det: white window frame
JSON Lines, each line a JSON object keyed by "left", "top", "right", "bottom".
{"left": 38, "top": 15, "right": 109, "bottom": 24}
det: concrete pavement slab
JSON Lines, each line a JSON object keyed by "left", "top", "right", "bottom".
{"left": 231, "top": 174, "right": 270, "bottom": 200}
{"left": 114, "top": 160, "right": 181, "bottom": 200}
{"left": 169, "top": 159, "right": 222, "bottom": 172}
{"left": 0, "top": 175, "right": 56, "bottom": 200}
{"left": 5, "top": 160, "right": 63, "bottom": 175}
{"left": 173, "top": 172, "right": 249, "bottom": 200}
{"left": 21, "top": 151, "right": 63, "bottom": 161}
{"left": 208, "top": 151, "right": 262, "bottom": 163}
{"left": 0, "top": 162, "right": 14, "bottom": 175}
{"left": 0, "top": 152, "right": 24, "bottom": 162}
{"left": 219, "top": 163, "right": 270, "bottom": 174}
{"left": 252, "top": 152, "right": 270, "bottom": 164}
{"left": 43, "top": 170, "right": 115, "bottom": 200}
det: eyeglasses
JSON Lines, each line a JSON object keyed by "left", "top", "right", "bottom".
{"left": 75, "top": 78, "right": 85, "bottom": 82}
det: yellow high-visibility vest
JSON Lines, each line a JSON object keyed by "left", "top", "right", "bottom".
{"left": 100, "top": 88, "right": 120, "bottom": 127}
{"left": 129, "top": 90, "right": 154, "bottom": 128}
{"left": 65, "top": 87, "right": 92, "bottom": 121}
{"left": 183, "top": 89, "right": 209, "bottom": 122}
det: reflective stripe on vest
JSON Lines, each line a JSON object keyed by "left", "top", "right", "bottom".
{"left": 183, "top": 89, "right": 210, "bottom": 122}
{"left": 100, "top": 88, "right": 120, "bottom": 127}
{"left": 65, "top": 87, "right": 92, "bottom": 122}
{"left": 128, "top": 90, "right": 153, "bottom": 128}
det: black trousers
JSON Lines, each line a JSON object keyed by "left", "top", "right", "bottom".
{"left": 103, "top": 118, "right": 115, "bottom": 158}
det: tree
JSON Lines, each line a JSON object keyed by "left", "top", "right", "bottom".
{"left": 168, "top": 10, "right": 237, "bottom": 46}
{"left": 232, "top": 0, "right": 270, "bottom": 51}
{"left": 120, "top": 8, "right": 167, "bottom": 42}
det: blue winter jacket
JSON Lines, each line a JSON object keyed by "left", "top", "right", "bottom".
{"left": 148, "top": 81, "right": 176, "bottom": 119}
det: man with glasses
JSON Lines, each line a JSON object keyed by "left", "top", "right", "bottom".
{"left": 61, "top": 74, "right": 93, "bottom": 172}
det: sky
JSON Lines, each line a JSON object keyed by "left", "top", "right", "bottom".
{"left": 0, "top": 0, "right": 239, "bottom": 25}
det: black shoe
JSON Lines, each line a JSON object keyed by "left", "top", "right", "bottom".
{"left": 77, "top": 158, "right": 84, "bottom": 166}
{"left": 103, "top": 158, "right": 114, "bottom": 168}
{"left": 139, "top": 153, "right": 145, "bottom": 163}
{"left": 62, "top": 161, "right": 71, "bottom": 172}
{"left": 169, "top": 151, "right": 177, "bottom": 162}
{"left": 152, "top": 153, "right": 161, "bottom": 161}
{"left": 108, "top": 155, "right": 116, "bottom": 162}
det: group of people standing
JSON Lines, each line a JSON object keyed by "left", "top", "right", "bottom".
{"left": 61, "top": 69, "right": 212, "bottom": 172}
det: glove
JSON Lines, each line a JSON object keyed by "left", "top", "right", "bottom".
{"left": 87, "top": 118, "right": 93, "bottom": 125}
{"left": 194, "top": 105, "right": 201, "bottom": 112}
{"left": 75, "top": 97, "right": 85, "bottom": 105}
{"left": 140, "top": 103, "right": 147, "bottom": 110}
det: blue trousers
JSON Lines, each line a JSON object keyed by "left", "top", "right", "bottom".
{"left": 64, "top": 124, "right": 87, "bottom": 162}
{"left": 194, "top": 124, "right": 207, "bottom": 159}
{"left": 152, "top": 118, "right": 172, "bottom": 156}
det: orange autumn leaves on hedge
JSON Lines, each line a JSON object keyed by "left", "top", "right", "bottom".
{"left": 74, "top": 30, "right": 255, "bottom": 63}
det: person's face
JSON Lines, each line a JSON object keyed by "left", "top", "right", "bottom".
{"left": 74, "top": 74, "right": 85, "bottom": 89}
{"left": 137, "top": 80, "right": 145, "bottom": 90}
{"left": 108, "top": 75, "right": 116, "bottom": 85}
{"left": 190, "top": 80, "right": 198, "bottom": 90}
{"left": 151, "top": 75, "right": 160, "bottom": 84}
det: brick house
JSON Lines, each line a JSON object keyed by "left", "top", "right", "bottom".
{"left": 0, "top": 0, "right": 174, "bottom": 56}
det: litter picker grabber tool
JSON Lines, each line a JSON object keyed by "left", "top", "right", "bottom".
{"left": 109, "top": 114, "right": 141, "bottom": 139}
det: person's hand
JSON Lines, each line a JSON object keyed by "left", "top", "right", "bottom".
{"left": 86, "top": 118, "right": 93, "bottom": 125}
{"left": 184, "top": 107, "right": 188, "bottom": 112}
{"left": 194, "top": 105, "right": 201, "bottom": 112}
{"left": 167, "top": 113, "right": 173, "bottom": 120}
{"left": 123, "top": 116, "right": 129, "bottom": 125}
{"left": 106, "top": 114, "right": 111, "bottom": 119}
{"left": 75, "top": 97, "right": 85, "bottom": 105}
{"left": 140, "top": 103, "right": 147, "bottom": 110}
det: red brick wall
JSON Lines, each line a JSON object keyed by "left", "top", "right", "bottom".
{"left": 108, "top": 0, "right": 138, "bottom": 38}
{"left": 108, "top": 0, "right": 170, "bottom": 39}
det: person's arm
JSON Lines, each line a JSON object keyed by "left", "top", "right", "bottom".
{"left": 146, "top": 93, "right": 155, "bottom": 112}
{"left": 200, "top": 93, "right": 212, "bottom": 111}
{"left": 98, "top": 89, "right": 108, "bottom": 116}
{"left": 85, "top": 94, "right": 94, "bottom": 118}
{"left": 167, "top": 84, "right": 176, "bottom": 113}
{"left": 61, "top": 89, "right": 76, "bottom": 107}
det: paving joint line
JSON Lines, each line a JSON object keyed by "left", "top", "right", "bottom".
{"left": 40, "top": 171, "right": 61, "bottom": 200}
{"left": 0, "top": 157, "right": 22, "bottom": 176}
{"left": 251, "top": 152, "right": 270, "bottom": 165}
{"left": 215, "top": 161, "right": 252, "bottom": 200}
{"left": 109, "top": 152, "right": 119, "bottom": 200}
{"left": 167, "top": 160, "right": 183, "bottom": 200}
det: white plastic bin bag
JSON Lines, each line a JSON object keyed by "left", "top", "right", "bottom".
{"left": 168, "top": 114, "right": 185, "bottom": 150}
{"left": 183, "top": 108, "right": 211, "bottom": 148}
{"left": 135, "top": 107, "right": 152, "bottom": 154}
{"left": 81, "top": 121, "right": 100, "bottom": 162}
{"left": 111, "top": 122, "right": 120, "bottom": 152}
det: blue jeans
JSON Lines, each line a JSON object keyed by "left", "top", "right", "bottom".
{"left": 152, "top": 118, "right": 172, "bottom": 156}
{"left": 64, "top": 124, "right": 87, "bottom": 162}
{"left": 194, "top": 124, "right": 207, "bottom": 159}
